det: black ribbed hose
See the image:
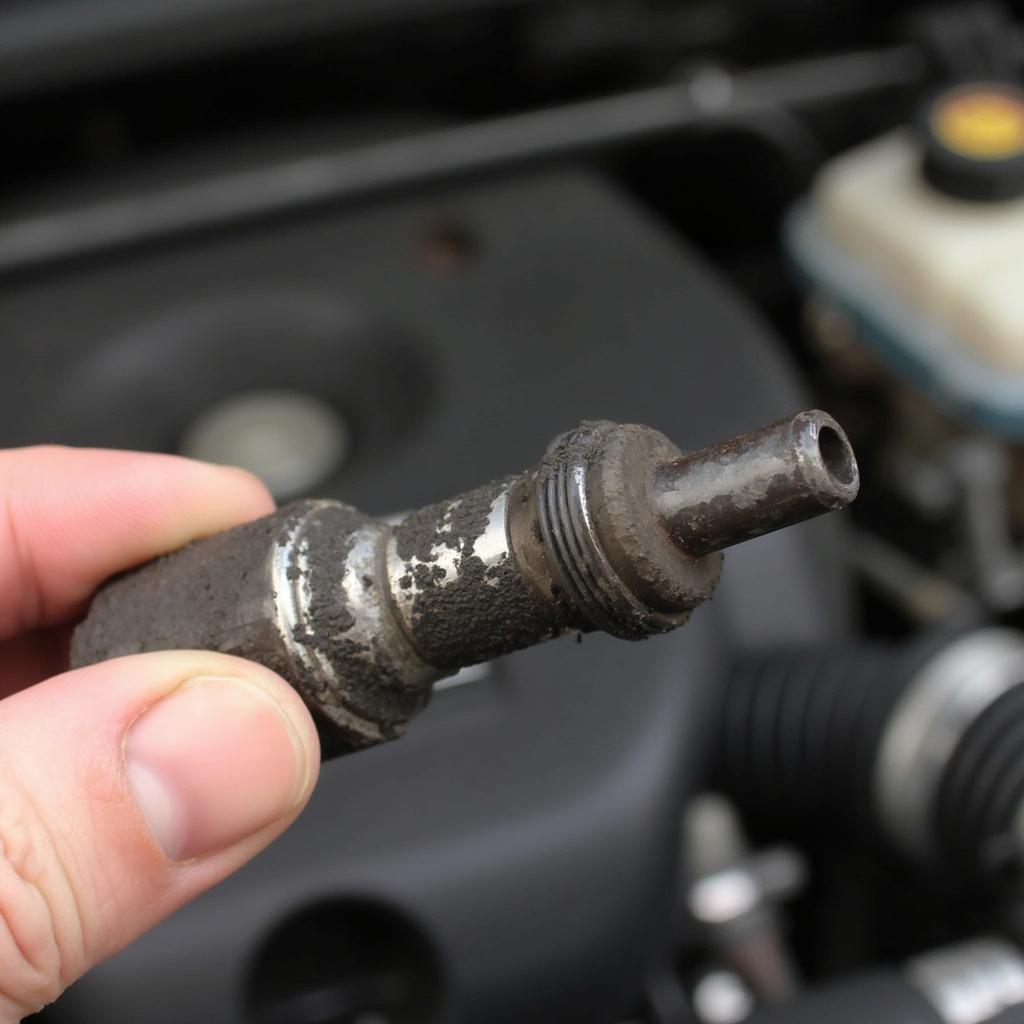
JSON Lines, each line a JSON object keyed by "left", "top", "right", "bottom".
{"left": 717, "top": 634, "right": 1024, "bottom": 878}
{"left": 718, "top": 645, "right": 911, "bottom": 832}
{"left": 935, "top": 685, "right": 1024, "bottom": 877}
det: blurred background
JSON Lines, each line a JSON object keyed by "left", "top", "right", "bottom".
{"left": 5, "top": 1, "right": 1024, "bottom": 1021}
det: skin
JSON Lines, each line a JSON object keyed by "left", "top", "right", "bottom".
{"left": 0, "top": 447, "right": 321, "bottom": 1021}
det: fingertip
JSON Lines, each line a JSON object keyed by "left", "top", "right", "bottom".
{"left": 210, "top": 463, "right": 276, "bottom": 516}
{"left": 105, "top": 451, "right": 277, "bottom": 527}
{"left": 0, "top": 447, "right": 279, "bottom": 634}
{"left": 124, "top": 670, "right": 318, "bottom": 861}
{"left": 201, "top": 654, "right": 323, "bottom": 791}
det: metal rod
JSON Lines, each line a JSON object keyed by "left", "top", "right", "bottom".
{"left": 0, "top": 46, "right": 926, "bottom": 277}
{"left": 654, "top": 410, "right": 859, "bottom": 557}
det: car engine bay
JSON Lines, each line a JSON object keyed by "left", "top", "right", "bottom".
{"left": 4, "top": 1, "right": 1024, "bottom": 1021}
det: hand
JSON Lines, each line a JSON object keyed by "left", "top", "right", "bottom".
{"left": 0, "top": 447, "right": 320, "bottom": 1021}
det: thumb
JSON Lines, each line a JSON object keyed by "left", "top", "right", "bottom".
{"left": 0, "top": 651, "right": 319, "bottom": 1021}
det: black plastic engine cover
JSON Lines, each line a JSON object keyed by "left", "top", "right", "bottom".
{"left": 1, "top": 170, "right": 849, "bottom": 1023}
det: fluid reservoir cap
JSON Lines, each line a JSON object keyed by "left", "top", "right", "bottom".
{"left": 920, "top": 81, "right": 1024, "bottom": 201}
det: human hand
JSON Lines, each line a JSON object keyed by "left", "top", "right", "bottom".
{"left": 0, "top": 447, "right": 320, "bottom": 1021}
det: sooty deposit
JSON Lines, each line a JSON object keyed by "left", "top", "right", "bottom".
{"left": 393, "top": 477, "right": 560, "bottom": 670}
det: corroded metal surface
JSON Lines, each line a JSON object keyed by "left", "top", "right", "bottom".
{"left": 654, "top": 410, "right": 859, "bottom": 557}
{"left": 72, "top": 411, "right": 859, "bottom": 757}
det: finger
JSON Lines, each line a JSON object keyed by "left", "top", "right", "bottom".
{"left": 0, "top": 650, "right": 319, "bottom": 1022}
{"left": 0, "top": 446, "right": 274, "bottom": 640}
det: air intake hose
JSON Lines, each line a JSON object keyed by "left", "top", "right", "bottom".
{"left": 719, "top": 630, "right": 1024, "bottom": 879}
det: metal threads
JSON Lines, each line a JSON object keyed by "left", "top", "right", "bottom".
{"left": 654, "top": 410, "right": 860, "bottom": 557}
{"left": 536, "top": 414, "right": 859, "bottom": 639}
{"left": 537, "top": 427, "right": 650, "bottom": 638}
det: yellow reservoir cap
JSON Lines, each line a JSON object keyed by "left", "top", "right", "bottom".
{"left": 921, "top": 82, "right": 1024, "bottom": 201}
{"left": 933, "top": 89, "right": 1024, "bottom": 161}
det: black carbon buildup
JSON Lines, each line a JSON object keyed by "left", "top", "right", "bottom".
{"left": 394, "top": 479, "right": 563, "bottom": 670}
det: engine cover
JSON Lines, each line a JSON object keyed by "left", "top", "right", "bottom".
{"left": 2, "top": 169, "right": 848, "bottom": 1023}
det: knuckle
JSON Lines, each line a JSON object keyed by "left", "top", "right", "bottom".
{"left": 0, "top": 783, "right": 82, "bottom": 1019}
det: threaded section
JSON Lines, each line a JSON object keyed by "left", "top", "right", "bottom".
{"left": 538, "top": 458, "right": 620, "bottom": 633}
{"left": 935, "top": 684, "right": 1024, "bottom": 876}
{"left": 719, "top": 646, "right": 909, "bottom": 831}
{"left": 537, "top": 424, "right": 652, "bottom": 639}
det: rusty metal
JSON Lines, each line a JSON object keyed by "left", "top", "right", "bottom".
{"left": 71, "top": 410, "right": 858, "bottom": 758}
{"left": 653, "top": 410, "right": 859, "bottom": 557}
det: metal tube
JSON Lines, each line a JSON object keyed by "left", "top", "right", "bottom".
{"left": 653, "top": 410, "right": 859, "bottom": 557}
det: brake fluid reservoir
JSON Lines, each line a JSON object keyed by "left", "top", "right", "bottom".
{"left": 786, "top": 81, "right": 1024, "bottom": 437}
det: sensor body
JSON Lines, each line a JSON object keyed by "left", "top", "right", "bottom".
{"left": 72, "top": 411, "right": 858, "bottom": 757}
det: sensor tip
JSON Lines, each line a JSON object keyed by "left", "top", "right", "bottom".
{"left": 654, "top": 409, "right": 860, "bottom": 557}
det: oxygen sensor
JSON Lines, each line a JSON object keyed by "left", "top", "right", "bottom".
{"left": 72, "top": 410, "right": 859, "bottom": 757}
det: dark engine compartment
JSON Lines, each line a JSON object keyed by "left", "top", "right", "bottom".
{"left": 4, "top": 2, "right": 1024, "bottom": 1022}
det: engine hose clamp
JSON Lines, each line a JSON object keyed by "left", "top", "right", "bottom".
{"left": 874, "top": 628, "right": 1024, "bottom": 861}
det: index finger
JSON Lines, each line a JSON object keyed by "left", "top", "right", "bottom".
{"left": 0, "top": 446, "right": 274, "bottom": 640}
